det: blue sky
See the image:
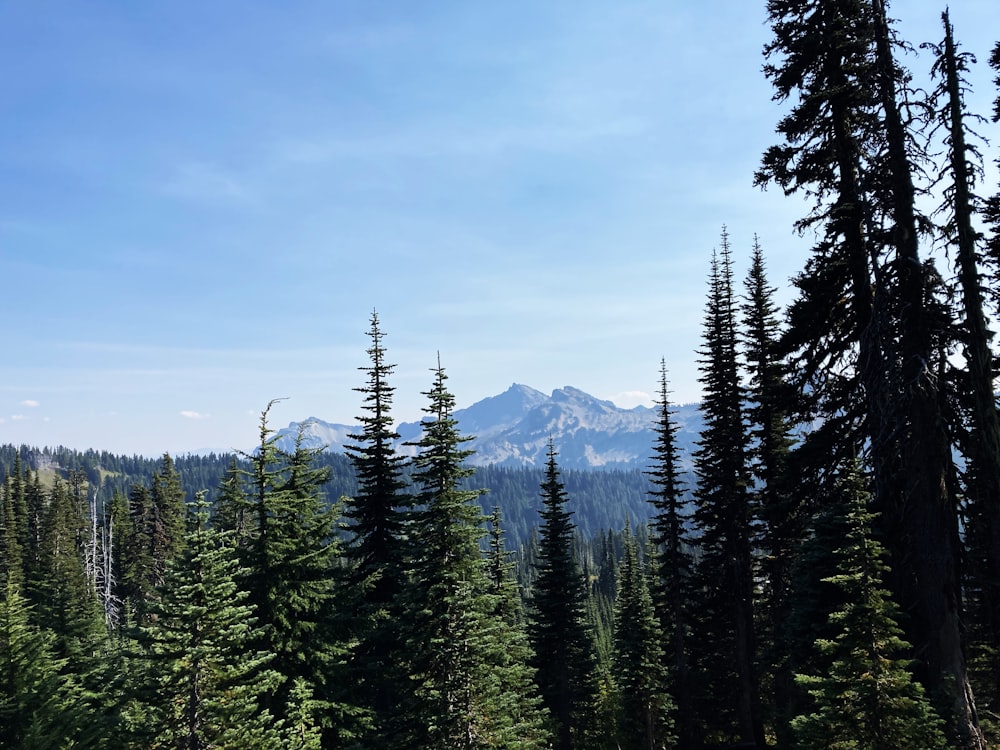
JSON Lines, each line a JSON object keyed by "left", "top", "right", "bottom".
{"left": 1, "top": 1, "right": 997, "bottom": 457}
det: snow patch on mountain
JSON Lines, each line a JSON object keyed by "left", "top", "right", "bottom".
{"left": 271, "top": 383, "right": 702, "bottom": 471}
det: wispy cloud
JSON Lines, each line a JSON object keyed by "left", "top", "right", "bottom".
{"left": 22, "top": 399, "right": 39, "bottom": 407}
{"left": 180, "top": 410, "right": 209, "bottom": 420}
{"left": 10, "top": 414, "right": 28, "bottom": 421}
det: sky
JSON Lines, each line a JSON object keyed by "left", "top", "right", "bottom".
{"left": 1, "top": 1, "right": 998, "bottom": 457}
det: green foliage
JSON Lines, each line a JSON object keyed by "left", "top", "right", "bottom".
{"left": 0, "top": 581, "right": 98, "bottom": 749}
{"left": 402, "top": 362, "right": 549, "bottom": 749}
{"left": 233, "top": 403, "right": 356, "bottom": 742}
{"left": 645, "top": 360, "right": 695, "bottom": 746}
{"left": 690, "top": 231, "right": 764, "bottom": 747}
{"left": 341, "top": 313, "right": 413, "bottom": 747}
{"left": 741, "top": 238, "right": 799, "bottom": 745}
{"left": 612, "top": 522, "right": 674, "bottom": 749}
{"left": 127, "top": 493, "right": 286, "bottom": 749}
{"left": 528, "top": 442, "right": 601, "bottom": 750}
{"left": 791, "top": 469, "right": 948, "bottom": 750}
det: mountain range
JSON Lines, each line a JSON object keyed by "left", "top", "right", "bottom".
{"left": 273, "top": 383, "right": 703, "bottom": 471}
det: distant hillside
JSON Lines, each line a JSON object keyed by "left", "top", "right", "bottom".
{"left": 0, "top": 385, "right": 703, "bottom": 547}
{"left": 0, "top": 443, "right": 694, "bottom": 547}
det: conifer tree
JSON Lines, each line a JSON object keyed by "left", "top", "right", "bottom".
{"left": 1, "top": 457, "right": 27, "bottom": 591}
{"left": 741, "top": 237, "right": 798, "bottom": 745}
{"left": 403, "top": 360, "right": 548, "bottom": 749}
{"left": 0, "top": 480, "right": 24, "bottom": 591}
{"left": 0, "top": 581, "right": 92, "bottom": 749}
{"left": 612, "top": 520, "right": 673, "bottom": 750}
{"left": 120, "top": 455, "right": 187, "bottom": 628}
{"left": 759, "top": 2, "right": 980, "bottom": 742}
{"left": 792, "top": 467, "right": 948, "bottom": 750}
{"left": 121, "top": 483, "right": 155, "bottom": 626}
{"left": 485, "top": 507, "right": 551, "bottom": 749}
{"left": 342, "top": 312, "right": 412, "bottom": 747}
{"left": 236, "top": 403, "right": 356, "bottom": 742}
{"left": 149, "top": 453, "right": 185, "bottom": 575}
{"left": 127, "top": 493, "right": 287, "bottom": 750}
{"left": 36, "top": 478, "right": 106, "bottom": 675}
{"left": 645, "top": 359, "right": 694, "bottom": 747}
{"left": 528, "top": 441, "right": 600, "bottom": 750}
{"left": 926, "top": 12, "right": 1000, "bottom": 721}
{"left": 690, "top": 231, "right": 764, "bottom": 748}
{"left": 212, "top": 457, "right": 252, "bottom": 545}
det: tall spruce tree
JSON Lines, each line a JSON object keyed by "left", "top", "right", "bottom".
{"left": 791, "top": 466, "right": 948, "bottom": 750}
{"left": 926, "top": 12, "right": 1000, "bottom": 723}
{"left": 612, "top": 520, "right": 673, "bottom": 750}
{"left": 342, "top": 312, "right": 412, "bottom": 748}
{"left": 690, "top": 232, "right": 765, "bottom": 748}
{"left": 645, "top": 359, "right": 694, "bottom": 747}
{"left": 403, "top": 360, "right": 548, "bottom": 749}
{"left": 127, "top": 493, "right": 288, "bottom": 750}
{"left": 741, "top": 237, "right": 798, "bottom": 745}
{"left": 759, "top": 2, "right": 980, "bottom": 743}
{"left": 529, "top": 441, "right": 600, "bottom": 750}
{"left": 0, "top": 479, "right": 24, "bottom": 592}
{"left": 236, "top": 403, "right": 355, "bottom": 743}
{"left": 0, "top": 581, "right": 94, "bottom": 749}
{"left": 485, "top": 507, "right": 551, "bottom": 750}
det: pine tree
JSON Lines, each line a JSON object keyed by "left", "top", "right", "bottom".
{"left": 690, "top": 231, "right": 765, "bottom": 747}
{"left": 741, "top": 237, "right": 798, "bottom": 745}
{"left": 612, "top": 520, "right": 673, "bottom": 750}
{"left": 0, "top": 581, "right": 92, "bottom": 749}
{"left": 0, "top": 479, "right": 24, "bottom": 591}
{"left": 127, "top": 493, "right": 286, "bottom": 749}
{"left": 791, "top": 467, "right": 948, "bottom": 750}
{"left": 212, "top": 457, "right": 252, "bottom": 545}
{"left": 926, "top": 11, "right": 1000, "bottom": 723}
{"left": 528, "top": 441, "right": 601, "bottom": 750}
{"left": 341, "top": 312, "right": 413, "bottom": 747}
{"left": 403, "top": 360, "right": 548, "bottom": 749}
{"left": 645, "top": 359, "right": 694, "bottom": 747}
{"left": 485, "top": 507, "right": 551, "bottom": 749}
{"left": 236, "top": 403, "right": 356, "bottom": 742}
{"left": 149, "top": 453, "right": 185, "bottom": 578}
{"left": 759, "top": 2, "right": 980, "bottom": 743}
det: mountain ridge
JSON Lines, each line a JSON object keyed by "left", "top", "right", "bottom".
{"left": 274, "top": 383, "right": 701, "bottom": 471}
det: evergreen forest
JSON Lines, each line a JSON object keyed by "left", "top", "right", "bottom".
{"left": 4, "top": 3, "right": 1000, "bottom": 748}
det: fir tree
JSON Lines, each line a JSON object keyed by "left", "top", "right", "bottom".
{"left": 149, "top": 453, "right": 186, "bottom": 577}
{"left": 690, "top": 231, "right": 764, "bottom": 747}
{"left": 127, "top": 493, "right": 287, "bottom": 750}
{"left": 212, "top": 457, "right": 252, "bottom": 545}
{"left": 612, "top": 520, "right": 673, "bottom": 750}
{"left": 791, "top": 467, "right": 948, "bottom": 750}
{"left": 121, "top": 483, "right": 155, "bottom": 626}
{"left": 926, "top": 11, "right": 1000, "bottom": 723}
{"left": 645, "top": 359, "right": 694, "bottom": 747}
{"left": 342, "top": 312, "right": 412, "bottom": 747}
{"left": 0, "top": 479, "right": 24, "bottom": 591}
{"left": 0, "top": 581, "right": 93, "bottom": 749}
{"left": 759, "top": 2, "right": 979, "bottom": 742}
{"left": 236, "top": 403, "right": 356, "bottom": 743}
{"left": 485, "top": 507, "right": 551, "bottom": 750}
{"left": 403, "top": 360, "right": 548, "bottom": 749}
{"left": 528, "top": 441, "right": 601, "bottom": 750}
{"left": 121, "top": 455, "right": 186, "bottom": 628}
{"left": 741, "top": 237, "right": 798, "bottom": 745}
